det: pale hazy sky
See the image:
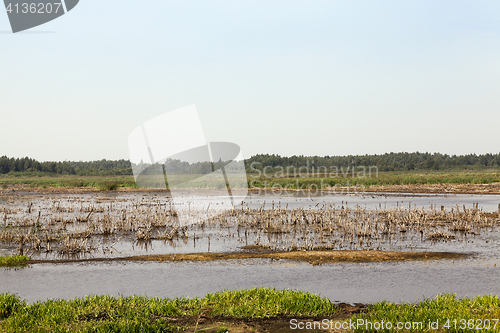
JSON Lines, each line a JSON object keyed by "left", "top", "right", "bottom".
{"left": 1, "top": 0, "right": 500, "bottom": 161}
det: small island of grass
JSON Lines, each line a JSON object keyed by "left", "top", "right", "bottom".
{"left": 0, "top": 255, "right": 30, "bottom": 267}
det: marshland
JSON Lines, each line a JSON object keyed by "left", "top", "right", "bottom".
{"left": 0, "top": 190, "right": 499, "bottom": 261}
{"left": 0, "top": 188, "right": 499, "bottom": 306}
{"left": 6, "top": 0, "right": 500, "bottom": 328}
{"left": 0, "top": 174, "right": 500, "bottom": 333}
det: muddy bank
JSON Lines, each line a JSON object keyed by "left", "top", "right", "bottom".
{"left": 3, "top": 182, "right": 500, "bottom": 196}
{"left": 103, "top": 249, "right": 467, "bottom": 265}
{"left": 152, "top": 303, "right": 363, "bottom": 332}
{"left": 23, "top": 250, "right": 466, "bottom": 266}
{"left": 365, "top": 183, "right": 500, "bottom": 195}
{"left": 251, "top": 183, "right": 500, "bottom": 195}
{"left": 0, "top": 185, "right": 170, "bottom": 196}
{"left": 179, "top": 306, "right": 363, "bottom": 333}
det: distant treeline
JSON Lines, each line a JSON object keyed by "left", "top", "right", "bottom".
{"left": 2, "top": 152, "right": 500, "bottom": 176}
{"left": 133, "top": 159, "right": 234, "bottom": 176}
{"left": 245, "top": 152, "right": 500, "bottom": 173}
{"left": 0, "top": 156, "right": 132, "bottom": 176}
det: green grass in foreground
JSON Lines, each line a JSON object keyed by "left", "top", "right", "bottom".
{"left": 0, "top": 290, "right": 499, "bottom": 332}
{"left": 0, "top": 255, "right": 30, "bottom": 267}
{"left": 353, "top": 293, "right": 500, "bottom": 332}
{"left": 0, "top": 288, "right": 337, "bottom": 332}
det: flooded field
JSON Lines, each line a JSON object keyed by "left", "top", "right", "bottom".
{"left": 0, "top": 190, "right": 499, "bottom": 304}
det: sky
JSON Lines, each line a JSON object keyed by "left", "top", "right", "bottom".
{"left": 1, "top": 0, "right": 500, "bottom": 162}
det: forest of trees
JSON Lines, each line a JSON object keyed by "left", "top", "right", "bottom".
{"left": 1, "top": 152, "right": 500, "bottom": 176}
{"left": 0, "top": 156, "right": 132, "bottom": 176}
{"left": 245, "top": 152, "right": 500, "bottom": 172}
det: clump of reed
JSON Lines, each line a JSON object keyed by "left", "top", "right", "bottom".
{"left": 135, "top": 225, "right": 152, "bottom": 240}
{"left": 99, "top": 215, "right": 114, "bottom": 235}
{"left": 427, "top": 231, "right": 454, "bottom": 240}
{"left": 59, "top": 236, "right": 95, "bottom": 257}
{"left": 97, "top": 182, "right": 119, "bottom": 191}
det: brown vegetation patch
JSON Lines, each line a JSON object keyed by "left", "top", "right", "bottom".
{"left": 4, "top": 182, "right": 500, "bottom": 195}
{"left": 129, "top": 250, "right": 465, "bottom": 265}
{"left": 365, "top": 183, "right": 500, "bottom": 195}
{"left": 25, "top": 250, "right": 466, "bottom": 266}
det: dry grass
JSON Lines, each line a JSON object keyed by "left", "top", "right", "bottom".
{"left": 120, "top": 250, "right": 466, "bottom": 265}
{"left": 0, "top": 194, "right": 498, "bottom": 260}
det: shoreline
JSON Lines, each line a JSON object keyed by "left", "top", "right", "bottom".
{"left": 1, "top": 288, "right": 498, "bottom": 332}
{"left": 3, "top": 182, "right": 500, "bottom": 196}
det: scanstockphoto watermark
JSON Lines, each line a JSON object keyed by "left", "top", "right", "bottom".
{"left": 290, "top": 318, "right": 499, "bottom": 331}
{"left": 3, "top": 0, "right": 80, "bottom": 33}
{"left": 249, "top": 161, "right": 379, "bottom": 179}
{"left": 248, "top": 161, "right": 379, "bottom": 194}
{"left": 249, "top": 179, "right": 367, "bottom": 196}
{"left": 290, "top": 318, "right": 425, "bottom": 330}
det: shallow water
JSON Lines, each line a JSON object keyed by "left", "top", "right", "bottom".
{"left": 1, "top": 191, "right": 499, "bottom": 304}
{"left": 1, "top": 258, "right": 499, "bottom": 304}
{"left": 2, "top": 191, "right": 500, "bottom": 259}
{"left": 246, "top": 191, "right": 500, "bottom": 212}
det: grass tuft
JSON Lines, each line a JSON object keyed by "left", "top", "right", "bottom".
{"left": 0, "top": 294, "right": 24, "bottom": 319}
{"left": 0, "top": 255, "right": 30, "bottom": 267}
{"left": 353, "top": 293, "right": 500, "bottom": 332}
{"left": 204, "top": 287, "right": 337, "bottom": 318}
{"left": 97, "top": 182, "right": 119, "bottom": 191}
